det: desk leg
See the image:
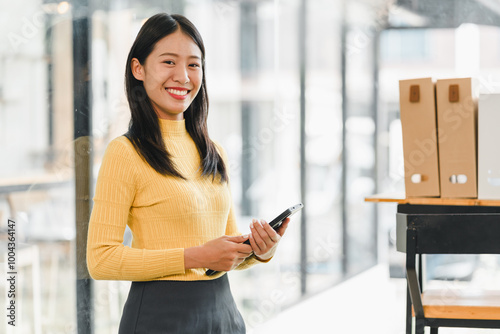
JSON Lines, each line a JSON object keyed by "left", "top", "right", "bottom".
{"left": 406, "top": 285, "right": 412, "bottom": 334}
{"left": 418, "top": 254, "right": 423, "bottom": 291}
{"left": 415, "top": 318, "right": 425, "bottom": 334}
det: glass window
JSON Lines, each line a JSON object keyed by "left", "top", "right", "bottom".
{"left": 380, "top": 29, "right": 430, "bottom": 62}
{"left": 0, "top": 0, "right": 382, "bottom": 332}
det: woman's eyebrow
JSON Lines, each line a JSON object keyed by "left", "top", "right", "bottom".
{"left": 158, "top": 52, "right": 201, "bottom": 60}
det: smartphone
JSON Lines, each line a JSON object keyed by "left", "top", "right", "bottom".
{"left": 206, "top": 203, "right": 303, "bottom": 276}
{"left": 243, "top": 202, "right": 303, "bottom": 243}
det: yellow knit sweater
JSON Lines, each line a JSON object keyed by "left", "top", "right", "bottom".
{"left": 86, "top": 119, "right": 260, "bottom": 281}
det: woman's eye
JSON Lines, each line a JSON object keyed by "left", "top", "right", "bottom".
{"left": 163, "top": 60, "right": 174, "bottom": 65}
{"left": 189, "top": 63, "right": 201, "bottom": 68}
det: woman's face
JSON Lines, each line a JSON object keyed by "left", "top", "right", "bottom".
{"left": 131, "top": 29, "right": 203, "bottom": 120}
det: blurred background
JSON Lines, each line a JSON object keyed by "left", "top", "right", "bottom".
{"left": 2, "top": 0, "right": 500, "bottom": 333}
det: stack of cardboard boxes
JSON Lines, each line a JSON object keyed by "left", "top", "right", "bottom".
{"left": 399, "top": 77, "right": 499, "bottom": 199}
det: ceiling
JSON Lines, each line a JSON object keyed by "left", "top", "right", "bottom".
{"left": 389, "top": 0, "right": 500, "bottom": 28}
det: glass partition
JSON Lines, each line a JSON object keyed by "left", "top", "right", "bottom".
{"left": 0, "top": 0, "right": 382, "bottom": 332}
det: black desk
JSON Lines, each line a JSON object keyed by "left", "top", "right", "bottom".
{"left": 366, "top": 195, "right": 500, "bottom": 334}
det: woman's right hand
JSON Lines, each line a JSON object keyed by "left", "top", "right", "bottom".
{"left": 184, "top": 235, "right": 253, "bottom": 272}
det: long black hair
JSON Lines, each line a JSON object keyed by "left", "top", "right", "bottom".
{"left": 124, "top": 13, "right": 227, "bottom": 182}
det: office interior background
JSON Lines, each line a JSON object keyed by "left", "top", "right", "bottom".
{"left": 2, "top": 0, "right": 500, "bottom": 333}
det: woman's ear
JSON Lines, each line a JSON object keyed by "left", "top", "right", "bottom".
{"left": 131, "top": 58, "right": 144, "bottom": 81}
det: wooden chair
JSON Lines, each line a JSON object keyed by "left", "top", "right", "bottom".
{"left": 405, "top": 212, "right": 500, "bottom": 334}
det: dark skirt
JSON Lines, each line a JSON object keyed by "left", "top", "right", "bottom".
{"left": 118, "top": 274, "right": 246, "bottom": 334}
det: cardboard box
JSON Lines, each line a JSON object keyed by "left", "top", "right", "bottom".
{"left": 478, "top": 94, "right": 500, "bottom": 199}
{"left": 399, "top": 77, "right": 440, "bottom": 197}
{"left": 435, "top": 78, "right": 478, "bottom": 198}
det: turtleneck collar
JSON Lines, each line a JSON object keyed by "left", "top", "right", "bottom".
{"left": 158, "top": 118, "right": 188, "bottom": 138}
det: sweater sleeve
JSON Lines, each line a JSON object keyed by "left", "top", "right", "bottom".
{"left": 86, "top": 138, "right": 185, "bottom": 281}
{"left": 225, "top": 202, "right": 264, "bottom": 270}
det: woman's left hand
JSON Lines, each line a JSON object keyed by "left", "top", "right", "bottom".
{"left": 248, "top": 217, "right": 290, "bottom": 261}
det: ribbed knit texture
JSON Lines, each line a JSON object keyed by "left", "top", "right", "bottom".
{"left": 87, "top": 119, "right": 260, "bottom": 281}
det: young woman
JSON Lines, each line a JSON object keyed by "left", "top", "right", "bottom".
{"left": 86, "top": 13, "right": 290, "bottom": 333}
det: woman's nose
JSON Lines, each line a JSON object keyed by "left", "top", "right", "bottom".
{"left": 173, "top": 66, "right": 189, "bottom": 84}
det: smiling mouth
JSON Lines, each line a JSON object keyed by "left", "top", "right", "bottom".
{"left": 166, "top": 88, "right": 189, "bottom": 96}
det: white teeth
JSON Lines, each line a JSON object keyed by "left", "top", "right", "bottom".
{"left": 167, "top": 88, "right": 188, "bottom": 96}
